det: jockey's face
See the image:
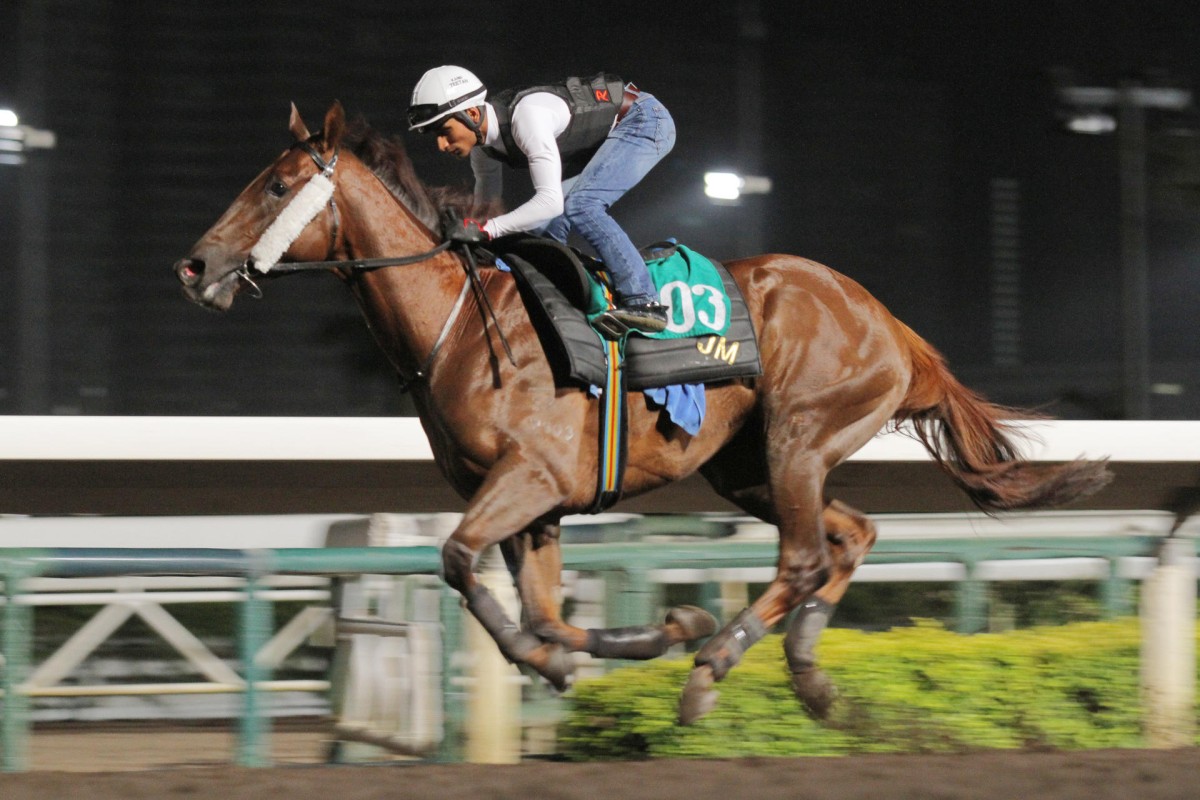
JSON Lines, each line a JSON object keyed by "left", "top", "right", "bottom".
{"left": 433, "top": 107, "right": 484, "bottom": 159}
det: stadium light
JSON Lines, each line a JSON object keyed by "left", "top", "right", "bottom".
{"left": 1063, "top": 112, "right": 1117, "bottom": 135}
{"left": 704, "top": 171, "right": 743, "bottom": 200}
{"left": 0, "top": 108, "right": 57, "bottom": 167}
{"left": 704, "top": 171, "right": 773, "bottom": 202}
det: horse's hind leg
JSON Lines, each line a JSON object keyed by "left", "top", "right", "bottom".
{"left": 686, "top": 451, "right": 879, "bottom": 722}
{"left": 500, "top": 524, "right": 717, "bottom": 662}
{"left": 681, "top": 452, "right": 831, "bottom": 724}
{"left": 786, "top": 498, "right": 877, "bottom": 719}
{"left": 499, "top": 523, "right": 574, "bottom": 645}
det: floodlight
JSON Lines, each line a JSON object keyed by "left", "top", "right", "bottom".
{"left": 704, "top": 172, "right": 744, "bottom": 200}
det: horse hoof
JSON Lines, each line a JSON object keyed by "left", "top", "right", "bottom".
{"left": 790, "top": 667, "right": 838, "bottom": 720}
{"left": 531, "top": 643, "right": 574, "bottom": 693}
{"left": 666, "top": 605, "right": 718, "bottom": 641}
{"left": 678, "top": 664, "right": 719, "bottom": 725}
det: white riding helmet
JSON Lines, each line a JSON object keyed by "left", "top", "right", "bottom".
{"left": 407, "top": 65, "right": 487, "bottom": 131}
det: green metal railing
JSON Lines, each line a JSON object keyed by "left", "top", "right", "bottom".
{"left": 1, "top": 535, "right": 1191, "bottom": 771}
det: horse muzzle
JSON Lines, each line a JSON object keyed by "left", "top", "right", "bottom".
{"left": 174, "top": 257, "right": 252, "bottom": 311}
{"left": 175, "top": 257, "right": 203, "bottom": 288}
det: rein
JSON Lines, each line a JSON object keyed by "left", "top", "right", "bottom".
{"left": 254, "top": 241, "right": 453, "bottom": 274}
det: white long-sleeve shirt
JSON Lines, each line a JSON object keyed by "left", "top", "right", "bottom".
{"left": 472, "top": 93, "right": 572, "bottom": 238}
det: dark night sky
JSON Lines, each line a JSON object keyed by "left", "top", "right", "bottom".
{"left": 2, "top": 1, "right": 1199, "bottom": 418}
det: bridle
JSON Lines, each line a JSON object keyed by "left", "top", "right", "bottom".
{"left": 235, "top": 135, "right": 510, "bottom": 388}
{"left": 233, "top": 138, "right": 454, "bottom": 296}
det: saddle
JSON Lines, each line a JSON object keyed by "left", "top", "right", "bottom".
{"left": 485, "top": 234, "right": 762, "bottom": 391}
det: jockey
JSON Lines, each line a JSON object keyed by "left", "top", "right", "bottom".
{"left": 407, "top": 65, "right": 676, "bottom": 333}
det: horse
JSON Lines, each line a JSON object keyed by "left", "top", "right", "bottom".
{"left": 175, "top": 101, "right": 1111, "bottom": 724}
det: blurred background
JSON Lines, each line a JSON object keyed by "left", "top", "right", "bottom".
{"left": 2, "top": 0, "right": 1200, "bottom": 419}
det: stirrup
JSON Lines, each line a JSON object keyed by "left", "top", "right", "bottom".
{"left": 594, "top": 303, "right": 669, "bottom": 338}
{"left": 593, "top": 311, "right": 632, "bottom": 340}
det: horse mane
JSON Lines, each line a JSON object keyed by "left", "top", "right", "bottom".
{"left": 342, "top": 118, "right": 500, "bottom": 231}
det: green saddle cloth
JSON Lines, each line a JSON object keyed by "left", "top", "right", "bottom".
{"left": 585, "top": 244, "right": 733, "bottom": 339}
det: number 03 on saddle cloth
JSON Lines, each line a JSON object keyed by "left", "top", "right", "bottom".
{"left": 587, "top": 243, "right": 732, "bottom": 339}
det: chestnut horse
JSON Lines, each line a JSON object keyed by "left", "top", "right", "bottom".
{"left": 175, "top": 102, "right": 1110, "bottom": 724}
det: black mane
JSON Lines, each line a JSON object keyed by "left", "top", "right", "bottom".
{"left": 342, "top": 118, "right": 498, "bottom": 231}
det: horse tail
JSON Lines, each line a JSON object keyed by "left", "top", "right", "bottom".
{"left": 892, "top": 322, "right": 1111, "bottom": 512}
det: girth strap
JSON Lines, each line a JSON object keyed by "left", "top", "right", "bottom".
{"left": 587, "top": 312, "right": 628, "bottom": 513}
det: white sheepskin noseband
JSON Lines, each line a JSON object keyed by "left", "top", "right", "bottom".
{"left": 249, "top": 172, "right": 335, "bottom": 273}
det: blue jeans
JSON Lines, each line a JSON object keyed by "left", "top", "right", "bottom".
{"left": 540, "top": 93, "right": 676, "bottom": 305}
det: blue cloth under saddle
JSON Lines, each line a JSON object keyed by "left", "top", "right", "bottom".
{"left": 645, "top": 384, "right": 706, "bottom": 435}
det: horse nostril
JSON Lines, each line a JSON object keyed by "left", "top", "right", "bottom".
{"left": 175, "top": 258, "right": 203, "bottom": 286}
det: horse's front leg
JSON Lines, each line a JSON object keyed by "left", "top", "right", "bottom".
{"left": 500, "top": 523, "right": 717, "bottom": 662}
{"left": 440, "top": 460, "right": 575, "bottom": 690}
{"left": 498, "top": 522, "right": 580, "bottom": 649}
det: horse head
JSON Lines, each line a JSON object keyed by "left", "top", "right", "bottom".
{"left": 174, "top": 102, "right": 347, "bottom": 311}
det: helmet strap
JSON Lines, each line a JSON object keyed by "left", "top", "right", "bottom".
{"left": 454, "top": 108, "right": 485, "bottom": 146}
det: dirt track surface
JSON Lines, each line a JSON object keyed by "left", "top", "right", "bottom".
{"left": 3, "top": 747, "right": 1199, "bottom": 800}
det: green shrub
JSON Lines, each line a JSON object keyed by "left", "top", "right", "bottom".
{"left": 559, "top": 619, "right": 1198, "bottom": 760}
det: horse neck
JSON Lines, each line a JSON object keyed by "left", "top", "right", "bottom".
{"left": 335, "top": 161, "right": 466, "bottom": 377}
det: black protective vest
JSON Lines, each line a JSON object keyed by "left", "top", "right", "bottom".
{"left": 482, "top": 73, "right": 625, "bottom": 179}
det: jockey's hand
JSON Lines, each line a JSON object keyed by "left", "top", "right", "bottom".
{"left": 443, "top": 216, "right": 490, "bottom": 245}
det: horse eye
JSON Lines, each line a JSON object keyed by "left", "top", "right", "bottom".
{"left": 267, "top": 180, "right": 288, "bottom": 198}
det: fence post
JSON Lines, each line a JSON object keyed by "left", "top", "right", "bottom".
{"left": 1102, "top": 557, "right": 1135, "bottom": 618}
{"left": 1, "top": 555, "right": 34, "bottom": 772}
{"left": 955, "top": 560, "right": 987, "bottom": 634}
{"left": 437, "top": 583, "right": 466, "bottom": 763}
{"left": 237, "top": 561, "right": 272, "bottom": 767}
{"left": 698, "top": 580, "right": 723, "bottom": 625}
{"left": 1140, "top": 535, "right": 1197, "bottom": 747}
{"left": 464, "top": 551, "right": 521, "bottom": 764}
{"left": 608, "top": 567, "right": 655, "bottom": 629}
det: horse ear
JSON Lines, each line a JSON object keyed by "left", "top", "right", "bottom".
{"left": 323, "top": 100, "right": 346, "bottom": 149}
{"left": 288, "top": 102, "right": 311, "bottom": 142}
